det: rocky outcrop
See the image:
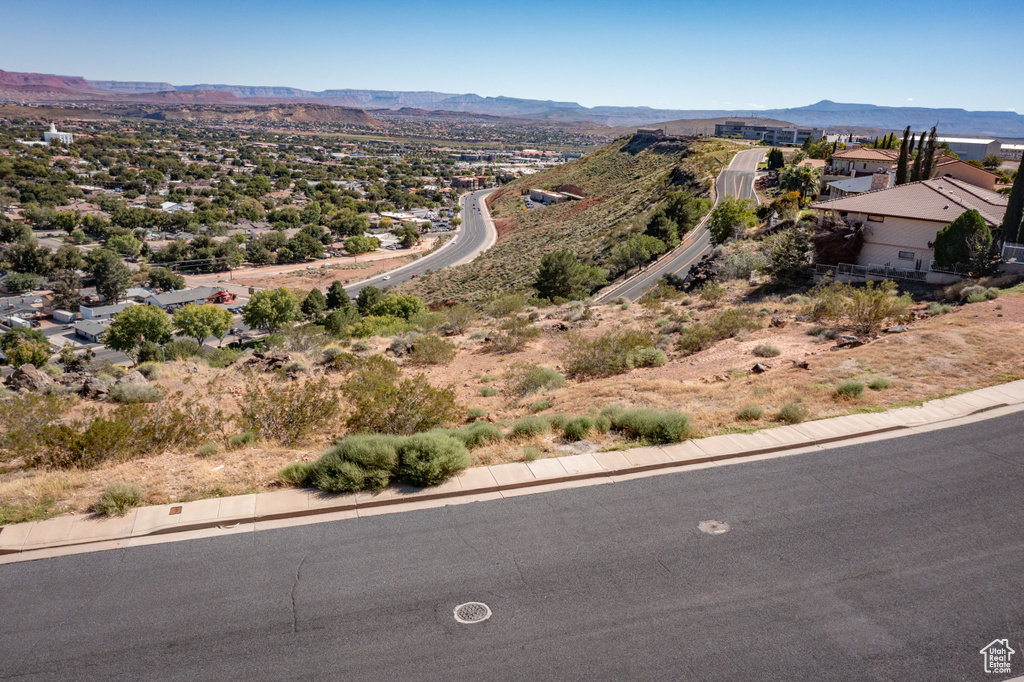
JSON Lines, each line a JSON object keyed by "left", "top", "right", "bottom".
{"left": 4, "top": 364, "right": 53, "bottom": 392}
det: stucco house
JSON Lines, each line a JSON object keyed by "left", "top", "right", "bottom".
{"left": 810, "top": 177, "right": 1007, "bottom": 274}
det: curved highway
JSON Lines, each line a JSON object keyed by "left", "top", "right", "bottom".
{"left": 345, "top": 189, "right": 495, "bottom": 297}
{"left": 598, "top": 146, "right": 765, "bottom": 302}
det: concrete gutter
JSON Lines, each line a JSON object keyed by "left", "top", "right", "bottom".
{"left": 3, "top": 381, "right": 1024, "bottom": 563}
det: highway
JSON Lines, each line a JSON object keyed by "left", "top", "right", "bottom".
{"left": 2, "top": 411, "right": 1023, "bottom": 680}
{"left": 599, "top": 147, "right": 765, "bottom": 302}
{"left": 344, "top": 189, "right": 495, "bottom": 297}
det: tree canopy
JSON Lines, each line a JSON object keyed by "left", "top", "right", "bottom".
{"left": 533, "top": 249, "right": 608, "bottom": 301}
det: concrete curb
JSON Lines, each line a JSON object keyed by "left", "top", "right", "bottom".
{"left": 3, "top": 381, "right": 1023, "bottom": 562}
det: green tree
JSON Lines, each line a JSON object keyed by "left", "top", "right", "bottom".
{"left": 368, "top": 294, "right": 426, "bottom": 320}
{"left": 301, "top": 288, "right": 327, "bottom": 321}
{"left": 895, "top": 126, "right": 911, "bottom": 186}
{"left": 105, "top": 305, "right": 173, "bottom": 364}
{"left": 107, "top": 234, "right": 142, "bottom": 257}
{"left": 761, "top": 226, "right": 812, "bottom": 285}
{"left": 767, "top": 148, "right": 784, "bottom": 170}
{"left": 779, "top": 164, "right": 822, "bottom": 199}
{"left": 533, "top": 249, "right": 608, "bottom": 301}
{"left": 921, "top": 125, "right": 939, "bottom": 181}
{"left": 7, "top": 338, "right": 51, "bottom": 368}
{"left": 910, "top": 130, "right": 927, "bottom": 182}
{"left": 609, "top": 234, "right": 667, "bottom": 274}
{"left": 932, "top": 209, "right": 994, "bottom": 275}
{"left": 324, "top": 306, "right": 361, "bottom": 335}
{"left": 644, "top": 212, "right": 679, "bottom": 248}
{"left": 3, "top": 272, "right": 42, "bottom": 292}
{"left": 173, "top": 303, "right": 233, "bottom": 346}
{"left": 243, "top": 288, "right": 300, "bottom": 333}
{"left": 54, "top": 211, "right": 78, "bottom": 233}
{"left": 1000, "top": 154, "right": 1024, "bottom": 244}
{"left": 707, "top": 196, "right": 758, "bottom": 244}
{"left": 0, "top": 327, "right": 48, "bottom": 352}
{"left": 356, "top": 286, "right": 383, "bottom": 315}
{"left": 49, "top": 269, "right": 81, "bottom": 312}
{"left": 89, "top": 249, "right": 132, "bottom": 303}
{"left": 344, "top": 235, "right": 380, "bottom": 254}
{"left": 325, "top": 280, "right": 350, "bottom": 310}
{"left": 148, "top": 267, "right": 186, "bottom": 291}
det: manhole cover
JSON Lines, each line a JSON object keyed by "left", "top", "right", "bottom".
{"left": 698, "top": 520, "right": 730, "bottom": 535}
{"left": 454, "top": 602, "right": 492, "bottom": 624}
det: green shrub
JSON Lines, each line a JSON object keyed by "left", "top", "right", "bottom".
{"left": 595, "top": 416, "right": 612, "bottom": 433}
{"left": 479, "top": 386, "right": 499, "bottom": 397}
{"left": 519, "top": 446, "right": 542, "bottom": 461}
{"left": 959, "top": 285, "right": 986, "bottom": 301}
{"left": 486, "top": 294, "right": 528, "bottom": 318}
{"left": 93, "top": 482, "right": 144, "bottom": 516}
{"left": 225, "top": 430, "right": 254, "bottom": 449}
{"left": 562, "top": 416, "right": 595, "bottom": 442}
{"left": 164, "top": 339, "right": 204, "bottom": 361}
{"left": 467, "top": 407, "right": 487, "bottom": 421}
{"left": 737, "top": 405, "right": 763, "bottom": 421}
{"left": 776, "top": 402, "right": 808, "bottom": 424}
{"left": 438, "top": 421, "right": 504, "bottom": 449}
{"left": 511, "top": 416, "right": 550, "bottom": 439}
{"left": 708, "top": 306, "right": 763, "bottom": 338}
{"left": 546, "top": 413, "right": 568, "bottom": 430}
{"left": 504, "top": 362, "right": 566, "bottom": 397}
{"left": 136, "top": 362, "right": 160, "bottom": 380}
{"left": 868, "top": 377, "right": 891, "bottom": 390}
{"left": 752, "top": 344, "right": 781, "bottom": 358}
{"left": 530, "top": 400, "right": 550, "bottom": 412}
{"left": 612, "top": 409, "right": 692, "bottom": 444}
{"left": 398, "top": 433, "right": 470, "bottom": 487}
{"left": 196, "top": 442, "right": 221, "bottom": 458}
{"left": 783, "top": 294, "right": 810, "bottom": 305}
{"left": 348, "top": 315, "right": 417, "bottom": 339}
{"left": 835, "top": 380, "right": 865, "bottom": 400}
{"left": 676, "top": 323, "right": 716, "bottom": 355}
{"left": 313, "top": 434, "right": 401, "bottom": 492}
{"left": 343, "top": 371, "right": 460, "bottom": 436}
{"left": 562, "top": 329, "right": 655, "bottom": 379}
{"left": 208, "top": 347, "right": 242, "bottom": 368}
{"left": 321, "top": 345, "right": 348, "bottom": 363}
{"left": 485, "top": 316, "right": 543, "bottom": 352}
{"left": 278, "top": 462, "right": 314, "bottom": 487}
{"left": 927, "top": 302, "right": 954, "bottom": 316}
{"left": 108, "top": 383, "right": 165, "bottom": 404}
{"left": 238, "top": 377, "right": 340, "bottom": 445}
{"left": 408, "top": 334, "right": 458, "bottom": 365}
{"left": 626, "top": 347, "right": 668, "bottom": 369}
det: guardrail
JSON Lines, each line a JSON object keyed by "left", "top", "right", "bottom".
{"left": 1002, "top": 242, "right": 1024, "bottom": 262}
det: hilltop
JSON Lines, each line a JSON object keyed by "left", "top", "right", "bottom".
{"left": 402, "top": 135, "right": 741, "bottom": 304}
{"left": 123, "top": 102, "right": 383, "bottom": 126}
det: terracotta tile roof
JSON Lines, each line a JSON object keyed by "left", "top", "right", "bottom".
{"left": 810, "top": 177, "right": 1007, "bottom": 226}
{"left": 831, "top": 148, "right": 900, "bottom": 162}
{"left": 935, "top": 155, "right": 1000, "bottom": 177}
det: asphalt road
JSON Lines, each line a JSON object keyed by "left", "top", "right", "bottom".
{"left": 345, "top": 189, "right": 495, "bottom": 297}
{"left": 601, "top": 147, "right": 765, "bottom": 302}
{"left": 3, "top": 412, "right": 1023, "bottom": 681}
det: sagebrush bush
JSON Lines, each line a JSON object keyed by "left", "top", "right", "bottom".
{"left": 278, "top": 462, "right": 314, "bottom": 487}
{"left": 343, "top": 371, "right": 460, "bottom": 436}
{"left": 228, "top": 430, "right": 256, "bottom": 450}
{"left": 776, "top": 402, "right": 808, "bottom": 424}
{"left": 238, "top": 376, "right": 340, "bottom": 445}
{"left": 959, "top": 285, "right": 987, "bottom": 301}
{"left": 511, "top": 416, "right": 550, "bottom": 439}
{"left": 626, "top": 347, "right": 668, "bottom": 369}
{"left": 195, "top": 442, "right": 221, "bottom": 458}
{"left": 562, "top": 329, "right": 655, "bottom": 379}
{"left": 313, "top": 434, "right": 400, "bottom": 492}
{"left": 438, "top": 421, "right": 503, "bottom": 449}
{"left": 208, "top": 347, "right": 242, "bottom": 368}
{"left": 737, "top": 405, "right": 763, "bottom": 421}
{"left": 398, "top": 433, "right": 470, "bottom": 487}
{"left": 752, "top": 344, "right": 781, "bottom": 358}
{"left": 93, "top": 482, "right": 144, "bottom": 516}
{"left": 504, "top": 361, "right": 566, "bottom": 397}
{"left": 467, "top": 407, "right": 487, "bottom": 421}
{"left": 835, "top": 380, "right": 865, "bottom": 400}
{"left": 479, "top": 386, "right": 499, "bottom": 397}
{"left": 108, "top": 383, "right": 165, "bottom": 404}
{"left": 136, "top": 362, "right": 160, "bottom": 380}
{"left": 408, "top": 334, "right": 458, "bottom": 365}
{"left": 519, "top": 446, "right": 542, "bottom": 461}
{"left": 485, "top": 316, "right": 543, "bottom": 352}
{"left": 164, "top": 339, "right": 204, "bottom": 361}
{"left": 676, "top": 323, "right": 716, "bottom": 355}
{"left": 868, "top": 377, "right": 891, "bottom": 390}
{"left": 595, "top": 416, "right": 611, "bottom": 433}
{"left": 562, "top": 416, "right": 595, "bottom": 442}
{"left": 927, "top": 302, "right": 953, "bottom": 316}
{"left": 546, "top": 413, "right": 568, "bottom": 430}
{"left": 530, "top": 400, "right": 550, "bottom": 412}
{"left": 612, "top": 409, "right": 691, "bottom": 444}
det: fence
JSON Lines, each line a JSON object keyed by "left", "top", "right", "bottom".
{"left": 814, "top": 263, "right": 928, "bottom": 282}
{"left": 1002, "top": 242, "right": 1024, "bottom": 262}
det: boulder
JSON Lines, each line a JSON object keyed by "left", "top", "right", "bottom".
{"left": 55, "top": 372, "right": 87, "bottom": 386}
{"left": 751, "top": 363, "right": 771, "bottom": 374}
{"left": 884, "top": 325, "right": 908, "bottom": 334}
{"left": 242, "top": 351, "right": 291, "bottom": 372}
{"left": 837, "top": 335, "right": 863, "bottom": 348}
{"left": 4, "top": 364, "right": 53, "bottom": 392}
{"left": 117, "top": 371, "right": 148, "bottom": 386}
{"left": 80, "top": 377, "right": 109, "bottom": 400}
{"left": 770, "top": 316, "right": 788, "bottom": 328}
{"left": 792, "top": 359, "right": 811, "bottom": 370}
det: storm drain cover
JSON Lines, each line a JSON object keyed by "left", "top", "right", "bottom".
{"left": 698, "top": 520, "right": 730, "bottom": 535}
{"left": 454, "top": 602, "right": 492, "bottom": 624}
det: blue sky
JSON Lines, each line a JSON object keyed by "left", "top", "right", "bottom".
{"left": 2, "top": 0, "right": 1022, "bottom": 112}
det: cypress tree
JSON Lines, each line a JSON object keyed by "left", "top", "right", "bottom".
{"left": 872, "top": 137, "right": 879, "bottom": 149}
{"left": 911, "top": 130, "right": 927, "bottom": 182}
{"left": 896, "top": 126, "right": 911, "bottom": 185}
{"left": 922, "top": 125, "right": 939, "bottom": 180}
{"left": 1001, "top": 154, "right": 1024, "bottom": 244}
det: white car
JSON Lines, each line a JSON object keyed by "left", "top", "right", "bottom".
{"left": 382, "top": 275, "right": 391, "bottom": 280}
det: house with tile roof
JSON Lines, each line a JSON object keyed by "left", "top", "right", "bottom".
{"left": 810, "top": 177, "right": 1007, "bottom": 279}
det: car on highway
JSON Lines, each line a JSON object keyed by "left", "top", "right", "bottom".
{"left": 382, "top": 275, "right": 391, "bottom": 280}
{"left": 306, "top": 265, "right": 316, "bottom": 270}
{"left": 228, "top": 306, "right": 245, "bottom": 313}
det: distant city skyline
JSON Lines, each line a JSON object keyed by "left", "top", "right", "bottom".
{"left": 2, "top": 0, "right": 1022, "bottom": 113}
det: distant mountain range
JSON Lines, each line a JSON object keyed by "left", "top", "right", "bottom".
{"left": 2, "top": 69, "right": 1022, "bottom": 138}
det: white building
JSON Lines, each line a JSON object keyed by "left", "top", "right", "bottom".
{"left": 43, "top": 123, "right": 74, "bottom": 146}
{"left": 936, "top": 137, "right": 1000, "bottom": 162}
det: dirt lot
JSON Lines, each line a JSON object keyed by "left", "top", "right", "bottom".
{"left": 3, "top": 282, "right": 1023, "bottom": 521}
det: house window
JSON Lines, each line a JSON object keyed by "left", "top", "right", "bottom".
{"left": 867, "top": 215, "right": 885, "bottom": 223}
{"left": 898, "top": 251, "right": 915, "bottom": 260}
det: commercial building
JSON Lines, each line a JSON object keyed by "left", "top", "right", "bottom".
{"left": 451, "top": 176, "right": 487, "bottom": 189}
{"left": 144, "top": 286, "right": 223, "bottom": 309}
{"left": 935, "top": 137, "right": 1000, "bottom": 162}
{"left": 79, "top": 301, "right": 135, "bottom": 321}
{"left": 714, "top": 121, "right": 825, "bottom": 146}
